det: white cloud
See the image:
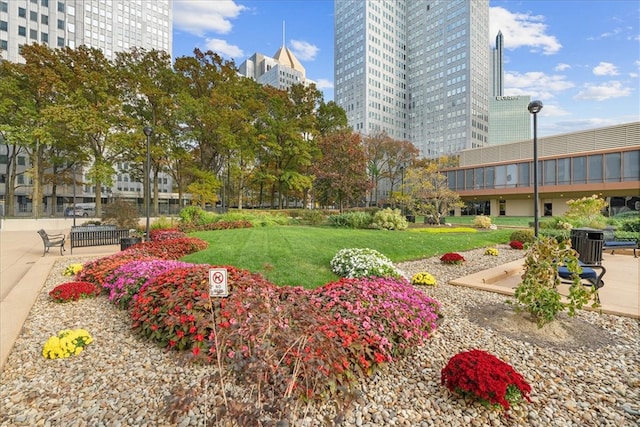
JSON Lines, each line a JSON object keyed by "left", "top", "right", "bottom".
{"left": 504, "top": 71, "right": 575, "bottom": 100}
{"left": 592, "top": 62, "right": 619, "bottom": 76}
{"left": 314, "top": 79, "right": 333, "bottom": 90}
{"left": 173, "top": 0, "right": 247, "bottom": 37}
{"left": 554, "top": 63, "right": 571, "bottom": 71}
{"left": 574, "top": 81, "right": 633, "bottom": 101}
{"left": 290, "top": 40, "right": 319, "bottom": 61}
{"left": 490, "top": 7, "right": 562, "bottom": 55}
{"left": 204, "top": 38, "right": 243, "bottom": 58}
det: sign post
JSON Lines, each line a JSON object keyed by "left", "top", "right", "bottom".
{"left": 209, "top": 268, "right": 229, "bottom": 298}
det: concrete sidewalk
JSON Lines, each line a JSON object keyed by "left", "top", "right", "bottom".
{"left": 1, "top": 228, "right": 120, "bottom": 372}
{"left": 450, "top": 251, "right": 639, "bottom": 319}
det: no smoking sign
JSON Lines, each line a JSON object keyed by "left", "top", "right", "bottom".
{"left": 209, "top": 268, "right": 229, "bottom": 297}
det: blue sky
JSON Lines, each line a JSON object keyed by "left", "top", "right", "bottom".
{"left": 172, "top": 0, "right": 639, "bottom": 137}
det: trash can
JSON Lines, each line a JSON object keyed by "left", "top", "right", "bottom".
{"left": 120, "top": 237, "right": 142, "bottom": 251}
{"left": 570, "top": 228, "right": 603, "bottom": 265}
{"left": 405, "top": 215, "right": 416, "bottom": 223}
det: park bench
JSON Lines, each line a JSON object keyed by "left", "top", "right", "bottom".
{"left": 602, "top": 228, "right": 638, "bottom": 257}
{"left": 37, "top": 229, "right": 66, "bottom": 256}
{"left": 557, "top": 262, "right": 606, "bottom": 303}
{"left": 70, "top": 225, "right": 131, "bottom": 254}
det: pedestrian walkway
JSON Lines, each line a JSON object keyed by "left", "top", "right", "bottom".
{"left": 1, "top": 228, "right": 120, "bottom": 372}
{"left": 450, "top": 251, "right": 639, "bottom": 319}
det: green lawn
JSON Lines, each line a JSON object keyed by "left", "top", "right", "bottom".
{"left": 182, "top": 225, "right": 514, "bottom": 289}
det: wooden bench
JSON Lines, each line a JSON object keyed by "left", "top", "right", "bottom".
{"left": 37, "top": 229, "right": 66, "bottom": 256}
{"left": 70, "top": 225, "right": 131, "bottom": 254}
{"left": 602, "top": 228, "right": 638, "bottom": 257}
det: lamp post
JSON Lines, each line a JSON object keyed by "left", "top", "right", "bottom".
{"left": 528, "top": 100, "right": 543, "bottom": 238}
{"left": 72, "top": 163, "right": 77, "bottom": 227}
{"left": 399, "top": 165, "right": 405, "bottom": 215}
{"left": 143, "top": 126, "right": 153, "bottom": 241}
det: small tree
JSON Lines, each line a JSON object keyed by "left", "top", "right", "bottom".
{"left": 564, "top": 194, "right": 607, "bottom": 228}
{"left": 402, "top": 163, "right": 463, "bottom": 224}
{"left": 509, "top": 237, "right": 599, "bottom": 328}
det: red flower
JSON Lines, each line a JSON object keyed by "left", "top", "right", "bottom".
{"left": 440, "top": 252, "right": 466, "bottom": 265}
{"left": 49, "top": 281, "right": 100, "bottom": 302}
{"left": 509, "top": 240, "right": 524, "bottom": 249}
{"left": 441, "top": 349, "right": 531, "bottom": 413}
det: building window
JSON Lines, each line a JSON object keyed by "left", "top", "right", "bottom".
{"left": 518, "top": 162, "right": 530, "bottom": 187}
{"left": 30, "top": 29, "right": 37, "bottom": 40}
{"left": 557, "top": 158, "right": 570, "bottom": 185}
{"left": 0, "top": 2, "right": 7, "bottom": 13}
{"left": 18, "top": 26, "right": 27, "bottom": 37}
{"left": 42, "top": 0, "right": 49, "bottom": 6}
{"left": 17, "top": 175, "right": 24, "bottom": 185}
{"left": 0, "top": 40, "right": 7, "bottom": 50}
{"left": 57, "top": 19, "right": 64, "bottom": 30}
{"left": 58, "top": 1, "right": 64, "bottom": 12}
{"left": 543, "top": 159, "right": 556, "bottom": 185}
{"left": 623, "top": 150, "right": 640, "bottom": 181}
{"left": 41, "top": 15, "right": 49, "bottom": 25}
{"left": 41, "top": 32, "right": 48, "bottom": 43}
{"left": 605, "top": 152, "right": 621, "bottom": 182}
{"left": 57, "top": 37, "right": 64, "bottom": 47}
{"left": 0, "top": 154, "right": 7, "bottom": 163}
{"left": 30, "top": 11, "right": 38, "bottom": 22}
{"left": 572, "top": 156, "right": 586, "bottom": 184}
{"left": 588, "top": 154, "right": 603, "bottom": 183}
{"left": 19, "top": 8, "right": 26, "bottom": 18}
{"left": 0, "top": 21, "right": 7, "bottom": 31}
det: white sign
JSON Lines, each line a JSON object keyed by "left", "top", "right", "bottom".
{"left": 209, "top": 268, "right": 229, "bottom": 297}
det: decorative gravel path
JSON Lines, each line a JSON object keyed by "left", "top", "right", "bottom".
{"left": 1, "top": 245, "right": 638, "bottom": 426}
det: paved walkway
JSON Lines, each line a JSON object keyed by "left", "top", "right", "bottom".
{"left": 1, "top": 228, "right": 638, "bottom": 373}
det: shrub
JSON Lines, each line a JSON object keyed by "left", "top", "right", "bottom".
{"left": 49, "top": 281, "right": 101, "bottom": 302}
{"left": 509, "top": 229, "right": 534, "bottom": 244}
{"left": 509, "top": 241, "right": 524, "bottom": 250}
{"left": 441, "top": 349, "right": 531, "bottom": 413}
{"left": 123, "top": 237, "right": 209, "bottom": 259}
{"left": 371, "top": 208, "right": 408, "bottom": 230}
{"left": 178, "top": 220, "right": 253, "bottom": 233}
{"left": 300, "top": 209, "right": 326, "bottom": 225}
{"left": 101, "top": 198, "right": 140, "bottom": 229}
{"left": 509, "top": 237, "right": 599, "bottom": 328}
{"left": 411, "top": 272, "right": 437, "bottom": 286}
{"left": 327, "top": 211, "right": 373, "bottom": 229}
{"left": 149, "top": 228, "right": 186, "bottom": 241}
{"left": 330, "top": 248, "right": 404, "bottom": 279}
{"left": 473, "top": 215, "right": 492, "bottom": 229}
{"left": 440, "top": 252, "right": 465, "bottom": 265}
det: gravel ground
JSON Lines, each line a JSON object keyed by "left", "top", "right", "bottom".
{"left": 1, "top": 245, "right": 638, "bottom": 426}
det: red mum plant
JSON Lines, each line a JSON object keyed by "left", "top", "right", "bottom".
{"left": 441, "top": 349, "right": 531, "bottom": 413}
{"left": 149, "top": 228, "right": 186, "bottom": 241}
{"left": 49, "top": 281, "right": 101, "bottom": 302}
{"left": 440, "top": 252, "right": 466, "bottom": 265}
{"left": 509, "top": 240, "right": 524, "bottom": 250}
{"left": 123, "top": 237, "right": 208, "bottom": 259}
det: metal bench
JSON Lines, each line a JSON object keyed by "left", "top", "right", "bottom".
{"left": 37, "top": 229, "right": 66, "bottom": 256}
{"left": 69, "top": 225, "right": 131, "bottom": 254}
{"left": 557, "top": 262, "right": 606, "bottom": 303}
{"left": 602, "top": 228, "right": 638, "bottom": 257}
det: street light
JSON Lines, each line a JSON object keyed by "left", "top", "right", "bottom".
{"left": 143, "top": 126, "right": 153, "bottom": 241}
{"left": 528, "top": 100, "right": 543, "bottom": 238}
{"left": 399, "top": 165, "right": 405, "bottom": 215}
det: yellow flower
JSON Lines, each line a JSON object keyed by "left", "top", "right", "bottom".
{"left": 411, "top": 272, "right": 437, "bottom": 286}
{"left": 485, "top": 248, "right": 499, "bottom": 256}
{"left": 62, "top": 263, "right": 84, "bottom": 276}
{"left": 43, "top": 329, "right": 93, "bottom": 359}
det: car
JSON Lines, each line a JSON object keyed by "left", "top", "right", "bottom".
{"left": 64, "top": 206, "right": 92, "bottom": 217}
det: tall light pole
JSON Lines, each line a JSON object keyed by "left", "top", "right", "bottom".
{"left": 72, "top": 163, "right": 77, "bottom": 227}
{"left": 528, "top": 100, "right": 543, "bottom": 238}
{"left": 143, "top": 126, "right": 153, "bottom": 241}
{"left": 399, "top": 165, "right": 405, "bottom": 215}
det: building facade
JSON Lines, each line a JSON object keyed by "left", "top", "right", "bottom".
{"left": 238, "top": 46, "right": 314, "bottom": 91}
{"left": 335, "top": 0, "right": 490, "bottom": 158}
{"left": 0, "top": 0, "right": 172, "bottom": 63}
{"left": 443, "top": 122, "right": 640, "bottom": 217}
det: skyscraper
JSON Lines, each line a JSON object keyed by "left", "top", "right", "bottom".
{"left": 238, "top": 46, "right": 315, "bottom": 91}
{"left": 334, "top": 0, "right": 490, "bottom": 158}
{"left": 489, "top": 31, "right": 531, "bottom": 145}
{"left": 0, "top": 0, "right": 172, "bottom": 63}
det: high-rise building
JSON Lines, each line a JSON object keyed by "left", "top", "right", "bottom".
{"left": 488, "top": 31, "right": 531, "bottom": 145}
{"left": 0, "top": 0, "right": 172, "bottom": 63}
{"left": 491, "top": 30, "right": 504, "bottom": 97}
{"left": 238, "top": 45, "right": 315, "bottom": 91}
{"left": 334, "top": 0, "right": 490, "bottom": 158}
